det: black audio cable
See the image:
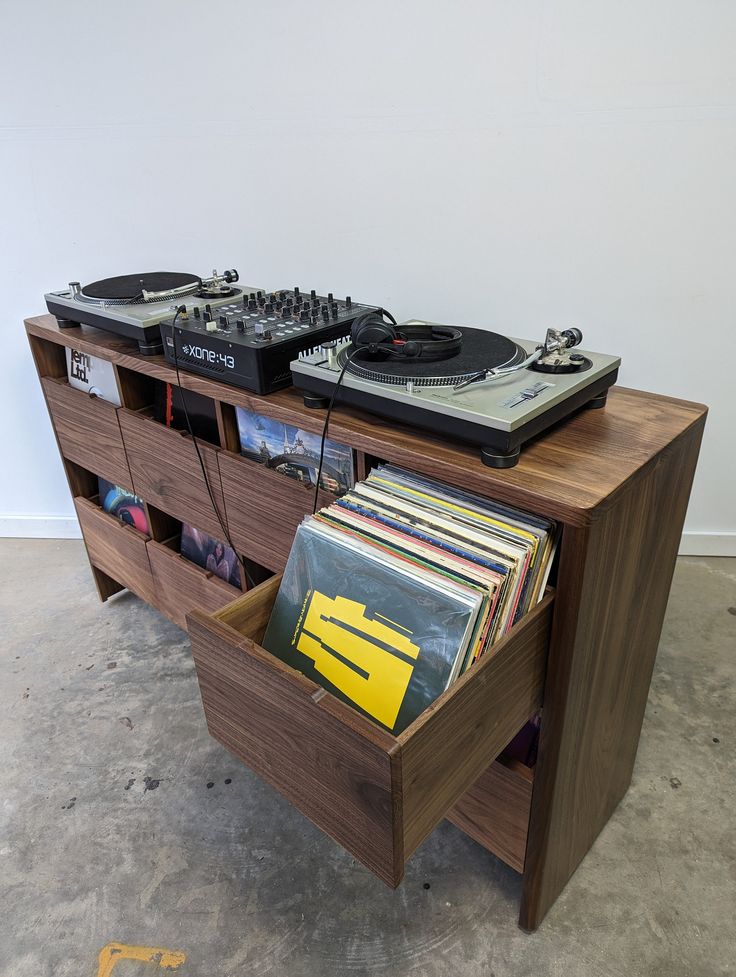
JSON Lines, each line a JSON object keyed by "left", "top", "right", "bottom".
{"left": 169, "top": 306, "right": 254, "bottom": 590}
{"left": 311, "top": 306, "right": 397, "bottom": 515}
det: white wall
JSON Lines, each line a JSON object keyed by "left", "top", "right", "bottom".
{"left": 2, "top": 0, "right": 734, "bottom": 550}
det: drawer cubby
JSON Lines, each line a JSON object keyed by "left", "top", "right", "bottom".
{"left": 218, "top": 451, "right": 337, "bottom": 572}
{"left": 41, "top": 376, "right": 131, "bottom": 488}
{"left": 147, "top": 534, "right": 244, "bottom": 630}
{"left": 118, "top": 407, "right": 226, "bottom": 540}
{"left": 74, "top": 495, "right": 156, "bottom": 605}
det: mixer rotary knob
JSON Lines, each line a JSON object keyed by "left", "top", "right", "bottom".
{"left": 255, "top": 322, "right": 272, "bottom": 340}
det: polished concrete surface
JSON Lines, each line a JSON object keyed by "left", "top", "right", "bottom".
{"left": 0, "top": 539, "right": 734, "bottom": 977}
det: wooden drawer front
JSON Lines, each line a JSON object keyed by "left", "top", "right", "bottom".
{"left": 42, "top": 377, "right": 130, "bottom": 487}
{"left": 447, "top": 759, "right": 534, "bottom": 873}
{"left": 119, "top": 409, "right": 225, "bottom": 539}
{"left": 148, "top": 540, "right": 242, "bottom": 630}
{"left": 187, "top": 576, "right": 553, "bottom": 887}
{"left": 74, "top": 497, "right": 155, "bottom": 604}
{"left": 219, "top": 452, "right": 336, "bottom": 573}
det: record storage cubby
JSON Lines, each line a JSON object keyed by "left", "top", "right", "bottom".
{"left": 26, "top": 312, "right": 706, "bottom": 930}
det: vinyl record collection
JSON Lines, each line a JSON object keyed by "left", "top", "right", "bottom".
{"left": 263, "top": 465, "right": 558, "bottom": 734}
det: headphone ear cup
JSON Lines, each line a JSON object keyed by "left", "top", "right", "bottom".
{"left": 351, "top": 313, "right": 397, "bottom": 350}
{"left": 402, "top": 340, "right": 421, "bottom": 358}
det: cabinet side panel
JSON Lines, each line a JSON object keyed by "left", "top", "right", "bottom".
{"left": 520, "top": 419, "right": 706, "bottom": 930}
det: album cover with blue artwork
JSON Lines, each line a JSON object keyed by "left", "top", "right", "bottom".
{"left": 235, "top": 406, "right": 354, "bottom": 495}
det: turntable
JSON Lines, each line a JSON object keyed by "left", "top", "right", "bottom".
{"left": 291, "top": 320, "right": 621, "bottom": 468}
{"left": 45, "top": 269, "right": 252, "bottom": 354}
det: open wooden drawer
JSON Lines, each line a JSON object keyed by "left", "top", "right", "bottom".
{"left": 187, "top": 574, "right": 553, "bottom": 887}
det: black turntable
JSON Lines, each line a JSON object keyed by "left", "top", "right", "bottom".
{"left": 45, "top": 269, "right": 247, "bottom": 354}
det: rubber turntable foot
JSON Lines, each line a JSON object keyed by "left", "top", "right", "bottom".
{"left": 585, "top": 391, "right": 608, "bottom": 409}
{"left": 481, "top": 445, "right": 520, "bottom": 469}
{"left": 138, "top": 338, "right": 164, "bottom": 356}
{"left": 303, "top": 392, "right": 330, "bottom": 409}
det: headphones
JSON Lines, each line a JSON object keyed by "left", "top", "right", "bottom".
{"left": 350, "top": 312, "right": 463, "bottom": 361}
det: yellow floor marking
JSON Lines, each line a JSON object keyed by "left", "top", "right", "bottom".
{"left": 96, "top": 942, "right": 186, "bottom": 977}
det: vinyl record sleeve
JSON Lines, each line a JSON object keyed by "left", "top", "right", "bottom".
{"left": 373, "top": 465, "right": 559, "bottom": 612}
{"left": 316, "top": 506, "right": 502, "bottom": 670}
{"left": 66, "top": 348, "right": 121, "bottom": 405}
{"left": 235, "top": 406, "right": 354, "bottom": 495}
{"left": 262, "top": 517, "right": 482, "bottom": 734}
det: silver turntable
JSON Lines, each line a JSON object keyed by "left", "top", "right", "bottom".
{"left": 291, "top": 321, "right": 621, "bottom": 468}
{"left": 45, "top": 269, "right": 254, "bottom": 354}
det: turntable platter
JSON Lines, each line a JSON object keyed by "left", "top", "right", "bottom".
{"left": 341, "top": 326, "right": 525, "bottom": 387}
{"left": 81, "top": 272, "right": 201, "bottom": 305}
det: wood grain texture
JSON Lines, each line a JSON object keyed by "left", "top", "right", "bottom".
{"left": 398, "top": 590, "right": 552, "bottom": 861}
{"left": 118, "top": 408, "right": 227, "bottom": 540}
{"left": 446, "top": 758, "right": 534, "bottom": 873}
{"left": 214, "top": 572, "right": 283, "bottom": 640}
{"left": 41, "top": 377, "right": 132, "bottom": 488}
{"left": 219, "top": 451, "right": 335, "bottom": 572}
{"left": 147, "top": 540, "right": 242, "bottom": 630}
{"left": 519, "top": 418, "right": 707, "bottom": 930}
{"left": 187, "top": 578, "right": 551, "bottom": 886}
{"left": 74, "top": 497, "right": 156, "bottom": 604}
{"left": 26, "top": 314, "right": 706, "bottom": 527}
{"left": 187, "top": 609, "right": 404, "bottom": 886}
{"left": 25, "top": 314, "right": 709, "bottom": 925}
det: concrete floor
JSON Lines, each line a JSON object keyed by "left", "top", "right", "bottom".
{"left": 0, "top": 540, "right": 734, "bottom": 977}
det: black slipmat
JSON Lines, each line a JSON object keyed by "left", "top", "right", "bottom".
{"left": 82, "top": 272, "right": 199, "bottom": 301}
{"left": 342, "top": 326, "right": 525, "bottom": 386}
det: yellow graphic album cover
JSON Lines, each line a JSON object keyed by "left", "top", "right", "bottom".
{"left": 263, "top": 519, "right": 480, "bottom": 734}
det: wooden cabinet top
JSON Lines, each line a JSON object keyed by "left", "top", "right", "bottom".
{"left": 26, "top": 313, "right": 707, "bottom": 527}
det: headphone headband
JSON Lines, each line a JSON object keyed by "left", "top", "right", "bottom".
{"left": 351, "top": 313, "right": 463, "bottom": 361}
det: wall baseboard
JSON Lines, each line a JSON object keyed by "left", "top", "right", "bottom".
{"left": 0, "top": 515, "right": 82, "bottom": 538}
{"left": 678, "top": 532, "right": 736, "bottom": 558}
{"left": 1, "top": 517, "right": 734, "bottom": 556}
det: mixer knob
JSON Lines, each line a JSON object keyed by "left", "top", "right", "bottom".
{"left": 345, "top": 296, "right": 352, "bottom": 309}
{"left": 264, "top": 302, "right": 273, "bottom": 314}
{"left": 310, "top": 289, "right": 317, "bottom": 299}
{"left": 255, "top": 322, "right": 272, "bottom": 340}
{"left": 322, "top": 308, "right": 330, "bottom": 322}
{"left": 203, "top": 310, "right": 212, "bottom": 322}
{"left": 205, "top": 304, "right": 212, "bottom": 314}
{"left": 327, "top": 292, "right": 334, "bottom": 304}
{"left": 218, "top": 315, "right": 228, "bottom": 327}
{"left": 248, "top": 299, "right": 257, "bottom": 311}
{"left": 294, "top": 286, "right": 300, "bottom": 298}
{"left": 256, "top": 290, "right": 263, "bottom": 298}
{"left": 300, "top": 309, "right": 309, "bottom": 322}
{"left": 236, "top": 319, "right": 245, "bottom": 332}
{"left": 312, "top": 296, "right": 320, "bottom": 308}
{"left": 330, "top": 303, "right": 339, "bottom": 318}
{"left": 193, "top": 307, "right": 201, "bottom": 319}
